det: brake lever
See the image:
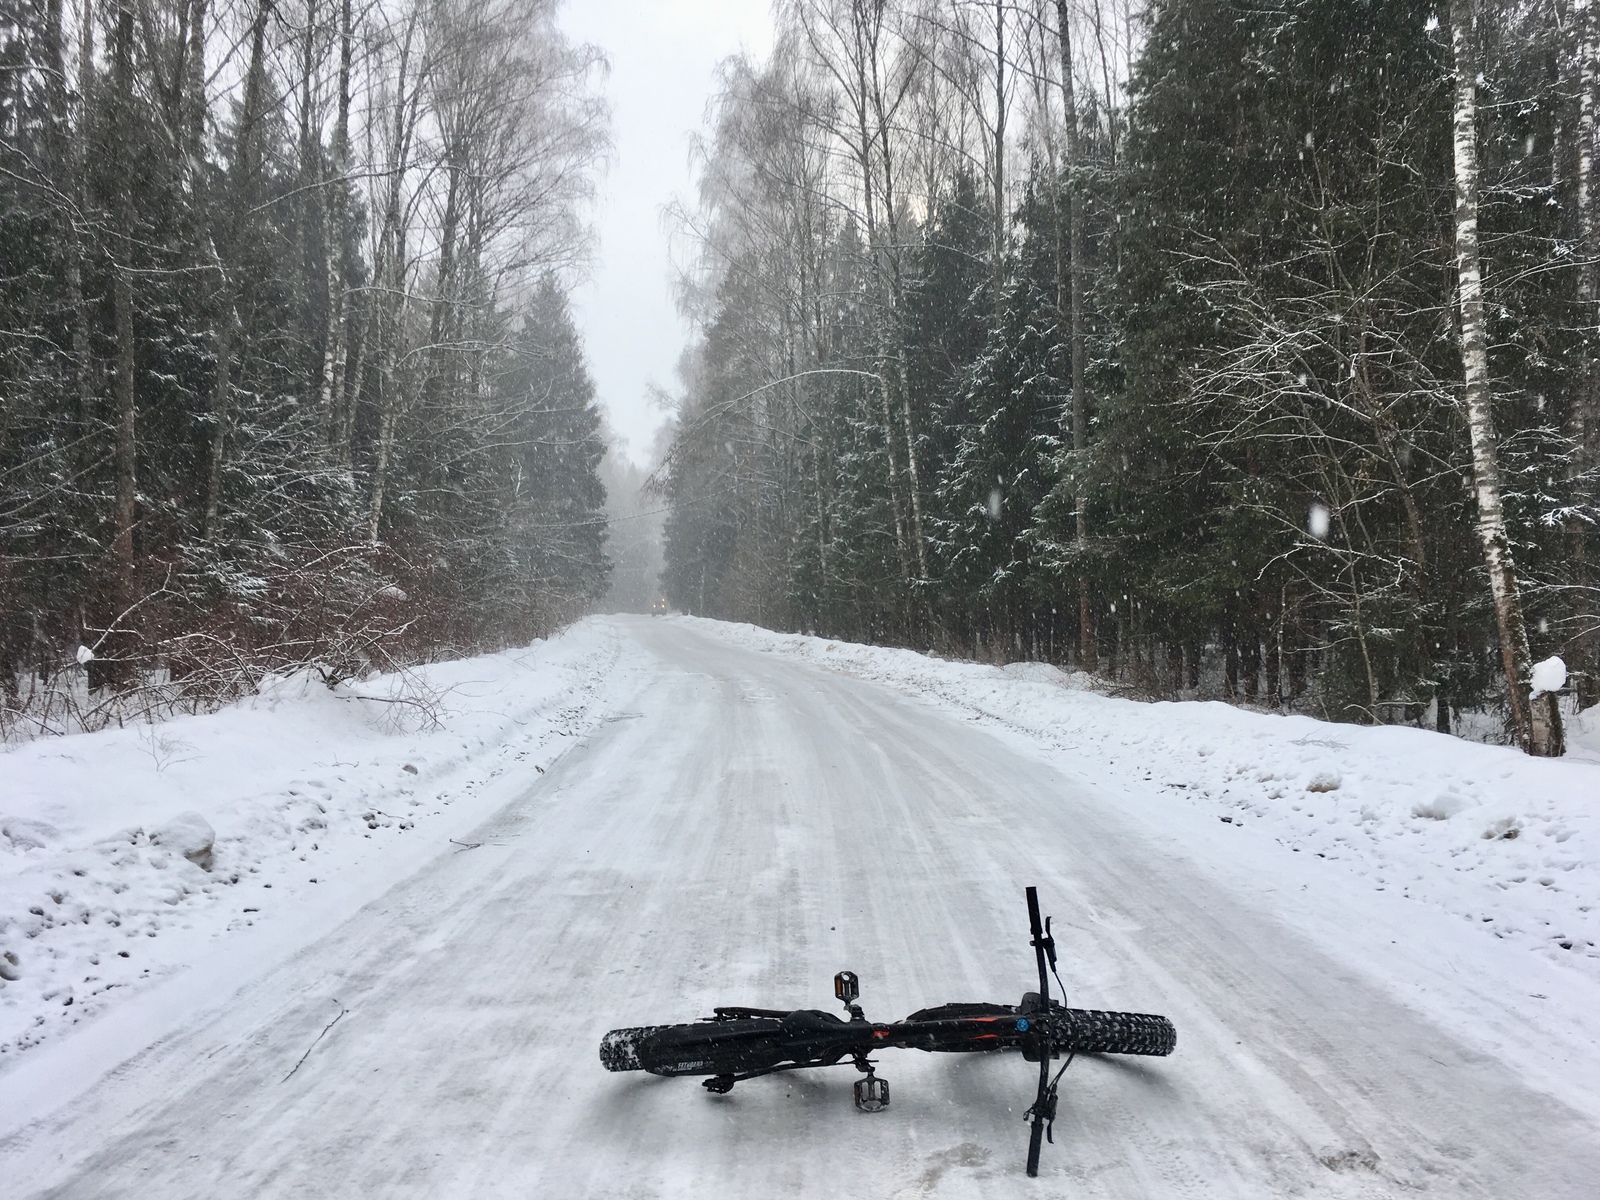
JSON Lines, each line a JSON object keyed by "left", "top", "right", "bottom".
{"left": 1025, "top": 1080, "right": 1059, "bottom": 1141}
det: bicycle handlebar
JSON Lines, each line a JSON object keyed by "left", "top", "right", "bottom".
{"left": 1024, "top": 885, "right": 1052, "bottom": 1177}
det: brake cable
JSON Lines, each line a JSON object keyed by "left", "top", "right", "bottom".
{"left": 1030, "top": 915, "right": 1076, "bottom": 1144}
{"left": 1037, "top": 1050, "right": 1076, "bottom": 1142}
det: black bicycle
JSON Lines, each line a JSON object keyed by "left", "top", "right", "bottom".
{"left": 599, "top": 886, "right": 1176, "bottom": 1176}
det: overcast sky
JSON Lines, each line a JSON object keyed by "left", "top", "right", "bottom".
{"left": 558, "top": 0, "right": 775, "bottom": 466}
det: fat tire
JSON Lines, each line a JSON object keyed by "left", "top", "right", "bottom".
{"left": 600, "top": 1017, "right": 793, "bottom": 1076}
{"left": 1045, "top": 1008, "right": 1175, "bottom": 1057}
{"left": 599, "top": 1025, "right": 674, "bottom": 1072}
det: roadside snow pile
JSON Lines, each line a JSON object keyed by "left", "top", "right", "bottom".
{"left": 694, "top": 618, "right": 1600, "bottom": 983}
{"left": 0, "top": 621, "right": 621, "bottom": 1066}
{"left": 149, "top": 812, "right": 215, "bottom": 869}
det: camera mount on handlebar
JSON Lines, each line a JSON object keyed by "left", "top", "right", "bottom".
{"left": 834, "top": 970, "right": 866, "bottom": 1022}
{"left": 834, "top": 970, "right": 858, "bottom": 1007}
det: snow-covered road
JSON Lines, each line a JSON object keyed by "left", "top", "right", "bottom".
{"left": 5, "top": 616, "right": 1598, "bottom": 1197}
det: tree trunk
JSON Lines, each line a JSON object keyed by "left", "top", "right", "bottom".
{"left": 991, "top": 0, "right": 1007, "bottom": 307}
{"left": 429, "top": 158, "right": 463, "bottom": 380}
{"left": 110, "top": 1, "right": 137, "bottom": 540}
{"left": 174, "top": 0, "right": 237, "bottom": 544}
{"left": 368, "top": 261, "right": 401, "bottom": 546}
{"left": 338, "top": 289, "right": 370, "bottom": 466}
{"left": 859, "top": 12, "right": 927, "bottom": 586}
{"left": 207, "top": 0, "right": 270, "bottom": 536}
{"left": 183, "top": 0, "right": 205, "bottom": 156}
{"left": 1055, "top": 0, "right": 1095, "bottom": 671}
{"left": 1266, "top": 599, "right": 1282, "bottom": 709}
{"left": 835, "top": 14, "right": 907, "bottom": 585}
{"left": 367, "top": 8, "right": 420, "bottom": 545}
{"left": 234, "top": 0, "right": 271, "bottom": 187}
{"left": 1449, "top": 0, "right": 1564, "bottom": 754}
{"left": 299, "top": 1, "right": 326, "bottom": 413}
{"left": 1573, "top": 0, "right": 1598, "bottom": 708}
{"left": 322, "top": 0, "right": 353, "bottom": 454}
{"left": 368, "top": 393, "right": 397, "bottom": 545}
{"left": 99, "top": 0, "right": 140, "bottom": 690}
{"left": 67, "top": 0, "right": 94, "bottom": 446}
{"left": 203, "top": 311, "right": 233, "bottom": 539}
{"left": 111, "top": 263, "right": 137, "bottom": 561}
{"left": 369, "top": 183, "right": 408, "bottom": 544}
{"left": 368, "top": 208, "right": 403, "bottom": 546}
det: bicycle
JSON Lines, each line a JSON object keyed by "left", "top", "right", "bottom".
{"left": 599, "top": 886, "right": 1176, "bottom": 1176}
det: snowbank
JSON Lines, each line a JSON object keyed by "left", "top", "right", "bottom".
{"left": 0, "top": 620, "right": 624, "bottom": 1070}
{"left": 693, "top": 619, "right": 1600, "bottom": 984}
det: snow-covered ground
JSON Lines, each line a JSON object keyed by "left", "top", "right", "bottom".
{"left": 0, "top": 621, "right": 626, "bottom": 1077}
{"left": 701, "top": 618, "right": 1600, "bottom": 986}
{"left": 3, "top": 614, "right": 1598, "bottom": 1196}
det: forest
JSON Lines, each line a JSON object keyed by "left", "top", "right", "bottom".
{"left": 659, "top": 0, "right": 1599, "bottom": 754}
{"left": 0, "top": 0, "right": 613, "bottom": 735}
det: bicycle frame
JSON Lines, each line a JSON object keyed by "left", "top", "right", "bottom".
{"left": 626, "top": 1003, "right": 1032, "bottom": 1079}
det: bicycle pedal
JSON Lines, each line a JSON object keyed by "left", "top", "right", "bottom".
{"left": 854, "top": 1074, "right": 889, "bottom": 1112}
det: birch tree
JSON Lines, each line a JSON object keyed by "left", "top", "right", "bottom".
{"left": 1449, "top": 0, "right": 1563, "bottom": 755}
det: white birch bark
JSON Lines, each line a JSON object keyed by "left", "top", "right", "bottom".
{"left": 321, "top": 0, "right": 354, "bottom": 458}
{"left": 1449, "top": 0, "right": 1563, "bottom": 755}
{"left": 1572, "top": 0, "right": 1598, "bottom": 709}
{"left": 1576, "top": 0, "right": 1596, "bottom": 475}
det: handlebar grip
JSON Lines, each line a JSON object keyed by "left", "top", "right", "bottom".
{"left": 1026, "top": 1110, "right": 1045, "bottom": 1176}
{"left": 1025, "top": 885, "right": 1050, "bottom": 1007}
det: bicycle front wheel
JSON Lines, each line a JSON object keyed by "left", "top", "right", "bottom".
{"left": 1042, "top": 1007, "right": 1176, "bottom": 1056}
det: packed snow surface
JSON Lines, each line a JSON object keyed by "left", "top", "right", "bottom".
{"left": 1, "top": 615, "right": 1597, "bottom": 1197}
{"left": 704, "top": 619, "right": 1600, "bottom": 986}
{"left": 1, "top": 623, "right": 621, "bottom": 1067}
